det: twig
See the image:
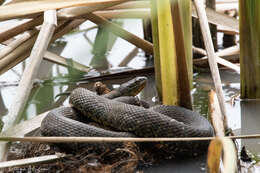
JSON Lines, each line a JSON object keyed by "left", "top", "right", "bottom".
{"left": 0, "top": 10, "right": 57, "bottom": 161}
{"left": 0, "top": 15, "right": 42, "bottom": 43}
{"left": 1, "top": 135, "right": 260, "bottom": 143}
{"left": 0, "top": 35, "right": 37, "bottom": 74}
{"left": 193, "top": 45, "right": 240, "bottom": 73}
{"left": 208, "top": 90, "right": 225, "bottom": 137}
{"left": 0, "top": 154, "right": 66, "bottom": 169}
{"left": 0, "top": 30, "right": 38, "bottom": 60}
{"left": 0, "top": 20, "right": 84, "bottom": 75}
{"left": 192, "top": 46, "right": 207, "bottom": 55}
{"left": 215, "top": 58, "right": 240, "bottom": 73}
{"left": 218, "top": 28, "right": 238, "bottom": 35}
{"left": 193, "top": 0, "right": 229, "bottom": 132}
{"left": 118, "top": 47, "right": 139, "bottom": 66}
{"left": 193, "top": 45, "right": 239, "bottom": 63}
{"left": 44, "top": 51, "right": 91, "bottom": 72}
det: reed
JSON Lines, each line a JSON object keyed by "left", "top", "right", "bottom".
{"left": 0, "top": 16, "right": 43, "bottom": 43}
{"left": 207, "top": 138, "right": 237, "bottom": 173}
{"left": 0, "top": 154, "right": 65, "bottom": 169}
{"left": 151, "top": 0, "right": 192, "bottom": 107}
{"left": 0, "top": 10, "right": 58, "bottom": 161}
{"left": 0, "top": 0, "right": 131, "bottom": 21}
{"left": 0, "top": 20, "right": 84, "bottom": 75}
{"left": 94, "top": 9, "right": 150, "bottom": 19}
{"left": 239, "top": 0, "right": 260, "bottom": 98}
{"left": 193, "top": 0, "right": 228, "bottom": 131}
{"left": 193, "top": 45, "right": 240, "bottom": 72}
{"left": 0, "top": 30, "right": 38, "bottom": 60}
{"left": 86, "top": 13, "right": 154, "bottom": 54}
{"left": 171, "top": 0, "right": 192, "bottom": 109}
{"left": 1, "top": 135, "right": 260, "bottom": 143}
{"left": 44, "top": 51, "right": 90, "bottom": 72}
{"left": 57, "top": 0, "right": 130, "bottom": 19}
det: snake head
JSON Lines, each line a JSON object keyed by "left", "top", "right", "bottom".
{"left": 119, "top": 76, "right": 147, "bottom": 96}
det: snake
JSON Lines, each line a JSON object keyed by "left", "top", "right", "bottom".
{"left": 41, "top": 76, "right": 214, "bottom": 154}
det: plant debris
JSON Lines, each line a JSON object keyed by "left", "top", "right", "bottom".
{"left": 3, "top": 140, "right": 154, "bottom": 173}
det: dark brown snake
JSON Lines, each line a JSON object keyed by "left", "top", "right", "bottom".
{"left": 41, "top": 77, "right": 214, "bottom": 154}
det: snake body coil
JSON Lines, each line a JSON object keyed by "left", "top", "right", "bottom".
{"left": 41, "top": 77, "right": 214, "bottom": 154}
{"left": 69, "top": 88, "right": 214, "bottom": 138}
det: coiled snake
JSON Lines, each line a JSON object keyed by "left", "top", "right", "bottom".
{"left": 41, "top": 77, "right": 214, "bottom": 154}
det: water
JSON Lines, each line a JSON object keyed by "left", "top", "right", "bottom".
{"left": 0, "top": 19, "right": 259, "bottom": 171}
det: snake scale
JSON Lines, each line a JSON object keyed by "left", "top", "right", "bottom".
{"left": 41, "top": 77, "right": 214, "bottom": 154}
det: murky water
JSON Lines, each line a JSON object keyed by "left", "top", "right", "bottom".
{"left": 0, "top": 19, "right": 259, "bottom": 172}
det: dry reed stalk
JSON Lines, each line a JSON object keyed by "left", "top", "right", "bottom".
{"left": 85, "top": 13, "right": 154, "bottom": 54}
{"left": 0, "top": 16, "right": 43, "bottom": 43}
{"left": 215, "top": 58, "right": 240, "bottom": 73}
{"left": 218, "top": 28, "right": 238, "bottom": 35}
{"left": 0, "top": 35, "right": 38, "bottom": 75}
{"left": 193, "top": 45, "right": 240, "bottom": 73}
{"left": 192, "top": 46, "right": 207, "bottom": 55}
{"left": 193, "top": 45, "right": 239, "bottom": 62}
{"left": 0, "top": 0, "right": 131, "bottom": 21}
{"left": 0, "top": 30, "right": 38, "bottom": 60}
{"left": 0, "top": 154, "right": 65, "bottom": 169}
{"left": 118, "top": 47, "right": 139, "bottom": 66}
{"left": 0, "top": 10, "right": 57, "bottom": 161}
{"left": 220, "top": 138, "right": 237, "bottom": 173}
{"left": 1, "top": 134, "right": 260, "bottom": 143}
{"left": 94, "top": 8, "right": 150, "bottom": 19}
{"left": 209, "top": 90, "right": 225, "bottom": 137}
{"left": 0, "top": 19, "right": 84, "bottom": 75}
{"left": 57, "top": 0, "right": 129, "bottom": 19}
{"left": 97, "top": 7, "right": 239, "bottom": 34}
{"left": 1, "top": 38, "right": 16, "bottom": 46}
{"left": 208, "top": 91, "right": 238, "bottom": 172}
{"left": 104, "top": 4, "right": 238, "bottom": 34}
{"left": 193, "top": 0, "right": 229, "bottom": 131}
{"left": 207, "top": 138, "right": 237, "bottom": 173}
{"left": 52, "top": 19, "right": 85, "bottom": 39}
{"left": 106, "top": 1, "right": 150, "bottom": 10}
{"left": 0, "top": 51, "right": 31, "bottom": 75}
{"left": 44, "top": 51, "right": 90, "bottom": 72}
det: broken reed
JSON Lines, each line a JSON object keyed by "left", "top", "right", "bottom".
{"left": 1, "top": 134, "right": 260, "bottom": 143}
